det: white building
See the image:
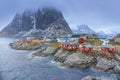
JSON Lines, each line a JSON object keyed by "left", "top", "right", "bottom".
{"left": 57, "top": 37, "right": 68, "bottom": 42}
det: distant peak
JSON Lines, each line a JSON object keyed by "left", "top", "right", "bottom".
{"left": 73, "top": 24, "right": 95, "bottom": 35}
{"left": 77, "top": 24, "right": 89, "bottom": 29}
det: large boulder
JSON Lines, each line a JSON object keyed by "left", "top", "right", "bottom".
{"left": 54, "top": 49, "right": 72, "bottom": 63}
{"left": 9, "top": 39, "right": 43, "bottom": 50}
{"left": 33, "top": 46, "right": 59, "bottom": 57}
{"left": 32, "top": 45, "right": 47, "bottom": 57}
{"left": 94, "top": 57, "right": 120, "bottom": 74}
{"left": 82, "top": 76, "right": 101, "bottom": 80}
{"left": 62, "top": 53, "right": 96, "bottom": 68}
{"left": 9, "top": 42, "right": 41, "bottom": 50}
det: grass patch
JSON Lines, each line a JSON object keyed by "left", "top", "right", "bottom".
{"left": 48, "top": 42, "right": 61, "bottom": 48}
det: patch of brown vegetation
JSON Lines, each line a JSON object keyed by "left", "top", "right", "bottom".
{"left": 48, "top": 42, "right": 61, "bottom": 48}
{"left": 15, "top": 39, "right": 44, "bottom": 46}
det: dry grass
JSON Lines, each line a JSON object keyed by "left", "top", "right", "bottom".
{"left": 89, "top": 39, "right": 102, "bottom": 46}
{"left": 15, "top": 39, "right": 44, "bottom": 46}
{"left": 48, "top": 42, "right": 61, "bottom": 48}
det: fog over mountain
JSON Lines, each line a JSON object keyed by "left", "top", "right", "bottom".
{"left": 0, "top": 8, "right": 72, "bottom": 37}
{"left": 0, "top": 0, "right": 120, "bottom": 33}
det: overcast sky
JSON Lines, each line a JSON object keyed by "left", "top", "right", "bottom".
{"left": 0, "top": 0, "right": 120, "bottom": 33}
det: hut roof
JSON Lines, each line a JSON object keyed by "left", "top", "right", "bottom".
{"left": 84, "top": 44, "right": 93, "bottom": 48}
{"left": 102, "top": 45, "right": 114, "bottom": 48}
{"left": 63, "top": 42, "right": 70, "bottom": 45}
{"left": 73, "top": 43, "right": 79, "bottom": 46}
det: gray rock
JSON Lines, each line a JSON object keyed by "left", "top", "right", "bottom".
{"left": 82, "top": 76, "right": 101, "bottom": 80}
{"left": 116, "top": 74, "right": 120, "bottom": 80}
{"left": 33, "top": 47, "right": 59, "bottom": 57}
{"left": 62, "top": 52, "right": 95, "bottom": 68}
{"left": 94, "top": 58, "right": 120, "bottom": 74}
{"left": 32, "top": 46, "right": 47, "bottom": 57}
{"left": 10, "top": 42, "right": 41, "bottom": 50}
{"left": 54, "top": 49, "right": 72, "bottom": 63}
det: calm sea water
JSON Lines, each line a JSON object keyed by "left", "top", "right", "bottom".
{"left": 0, "top": 38, "right": 117, "bottom": 80}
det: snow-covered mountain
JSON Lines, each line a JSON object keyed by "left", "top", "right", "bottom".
{"left": 0, "top": 7, "right": 72, "bottom": 38}
{"left": 73, "top": 24, "right": 95, "bottom": 35}
{"left": 97, "top": 31, "right": 118, "bottom": 39}
{"left": 97, "top": 31, "right": 107, "bottom": 39}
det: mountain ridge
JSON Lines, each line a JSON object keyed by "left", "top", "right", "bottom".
{"left": 73, "top": 24, "right": 96, "bottom": 35}
{"left": 0, "top": 7, "right": 72, "bottom": 38}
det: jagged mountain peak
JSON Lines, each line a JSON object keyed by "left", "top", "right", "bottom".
{"left": 0, "top": 7, "right": 72, "bottom": 38}
{"left": 73, "top": 24, "right": 95, "bottom": 35}
{"left": 77, "top": 24, "right": 89, "bottom": 29}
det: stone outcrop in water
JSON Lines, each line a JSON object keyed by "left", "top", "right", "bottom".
{"left": 0, "top": 7, "right": 72, "bottom": 37}
{"left": 33, "top": 46, "right": 60, "bottom": 57}
{"left": 62, "top": 53, "right": 95, "bottom": 68}
{"left": 54, "top": 49, "right": 96, "bottom": 68}
{"left": 82, "top": 76, "right": 101, "bottom": 80}
{"left": 9, "top": 39, "right": 120, "bottom": 74}
{"left": 9, "top": 42, "right": 41, "bottom": 50}
{"left": 94, "top": 57, "right": 120, "bottom": 74}
{"left": 9, "top": 39, "right": 43, "bottom": 50}
{"left": 54, "top": 49, "right": 72, "bottom": 63}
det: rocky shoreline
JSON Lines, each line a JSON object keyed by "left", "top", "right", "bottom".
{"left": 9, "top": 40, "right": 120, "bottom": 77}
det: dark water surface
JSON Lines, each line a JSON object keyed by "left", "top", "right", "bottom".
{"left": 0, "top": 38, "right": 117, "bottom": 80}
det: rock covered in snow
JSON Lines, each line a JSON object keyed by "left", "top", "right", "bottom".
{"left": 73, "top": 24, "right": 95, "bottom": 35}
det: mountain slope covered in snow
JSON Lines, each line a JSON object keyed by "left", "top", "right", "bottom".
{"left": 73, "top": 24, "right": 95, "bottom": 35}
{"left": 0, "top": 7, "right": 72, "bottom": 38}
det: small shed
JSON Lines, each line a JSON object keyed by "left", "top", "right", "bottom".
{"left": 81, "top": 44, "right": 93, "bottom": 52}
{"left": 61, "top": 42, "right": 70, "bottom": 49}
{"left": 72, "top": 43, "right": 79, "bottom": 50}
{"left": 101, "top": 45, "right": 115, "bottom": 53}
{"left": 78, "top": 37, "right": 86, "bottom": 43}
{"left": 67, "top": 43, "right": 79, "bottom": 50}
{"left": 61, "top": 42, "right": 79, "bottom": 50}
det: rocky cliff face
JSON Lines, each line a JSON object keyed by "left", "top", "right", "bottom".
{"left": 0, "top": 8, "right": 72, "bottom": 37}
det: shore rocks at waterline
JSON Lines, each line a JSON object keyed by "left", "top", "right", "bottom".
{"left": 54, "top": 49, "right": 72, "bottom": 63}
{"left": 32, "top": 46, "right": 59, "bottom": 57}
{"left": 94, "top": 57, "right": 120, "bottom": 74}
{"left": 116, "top": 74, "right": 120, "bottom": 80}
{"left": 82, "top": 76, "right": 101, "bottom": 80}
{"left": 9, "top": 42, "right": 41, "bottom": 50}
{"left": 61, "top": 53, "right": 96, "bottom": 68}
{"left": 54, "top": 49, "right": 96, "bottom": 68}
{"left": 9, "top": 40, "right": 120, "bottom": 74}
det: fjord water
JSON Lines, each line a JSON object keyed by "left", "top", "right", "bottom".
{"left": 0, "top": 38, "right": 117, "bottom": 80}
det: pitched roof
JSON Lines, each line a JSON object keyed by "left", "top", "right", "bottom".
{"left": 63, "top": 42, "right": 70, "bottom": 45}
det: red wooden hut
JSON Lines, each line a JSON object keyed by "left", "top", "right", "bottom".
{"left": 61, "top": 42, "right": 79, "bottom": 50}
{"left": 78, "top": 37, "right": 86, "bottom": 43}
{"left": 67, "top": 43, "right": 79, "bottom": 50}
{"left": 81, "top": 45, "right": 93, "bottom": 52}
{"left": 72, "top": 43, "right": 79, "bottom": 50}
{"left": 101, "top": 45, "right": 115, "bottom": 53}
{"left": 60, "top": 42, "right": 70, "bottom": 49}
